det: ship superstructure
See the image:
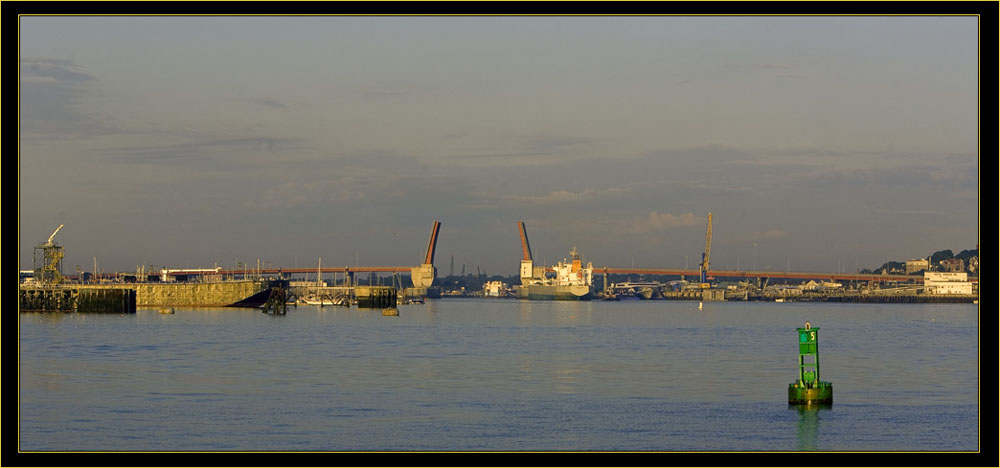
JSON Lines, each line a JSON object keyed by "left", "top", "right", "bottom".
{"left": 516, "top": 221, "right": 593, "bottom": 300}
{"left": 552, "top": 247, "right": 593, "bottom": 288}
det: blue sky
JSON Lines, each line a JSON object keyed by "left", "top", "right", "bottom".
{"left": 18, "top": 16, "right": 980, "bottom": 276}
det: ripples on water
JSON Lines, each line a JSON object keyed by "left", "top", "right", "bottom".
{"left": 18, "top": 300, "right": 979, "bottom": 452}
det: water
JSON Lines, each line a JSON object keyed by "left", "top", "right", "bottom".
{"left": 18, "top": 300, "right": 979, "bottom": 452}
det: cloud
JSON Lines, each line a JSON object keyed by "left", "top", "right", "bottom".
{"left": 248, "top": 98, "right": 288, "bottom": 109}
{"left": 100, "top": 137, "right": 299, "bottom": 169}
{"left": 442, "top": 134, "right": 604, "bottom": 169}
{"left": 630, "top": 211, "right": 702, "bottom": 234}
{"left": 868, "top": 208, "right": 943, "bottom": 217}
{"left": 253, "top": 178, "right": 369, "bottom": 209}
{"left": 439, "top": 131, "right": 469, "bottom": 140}
{"left": 330, "top": 151, "right": 427, "bottom": 172}
{"left": 21, "top": 57, "right": 96, "bottom": 83}
{"left": 510, "top": 187, "right": 630, "bottom": 205}
{"left": 362, "top": 90, "right": 407, "bottom": 99}
{"left": 518, "top": 135, "right": 597, "bottom": 152}
{"left": 19, "top": 58, "right": 111, "bottom": 138}
{"left": 443, "top": 151, "right": 562, "bottom": 168}
{"left": 246, "top": 152, "right": 453, "bottom": 210}
{"left": 751, "top": 229, "right": 786, "bottom": 240}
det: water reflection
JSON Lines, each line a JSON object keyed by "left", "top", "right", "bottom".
{"left": 517, "top": 300, "right": 596, "bottom": 326}
{"left": 21, "top": 311, "right": 72, "bottom": 324}
{"left": 790, "top": 403, "right": 832, "bottom": 450}
{"left": 19, "top": 301, "right": 976, "bottom": 451}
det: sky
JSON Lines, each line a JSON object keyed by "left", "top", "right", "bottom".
{"left": 18, "top": 15, "right": 980, "bottom": 277}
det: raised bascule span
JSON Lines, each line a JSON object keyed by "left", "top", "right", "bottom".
{"left": 410, "top": 220, "right": 441, "bottom": 289}
{"left": 700, "top": 212, "right": 712, "bottom": 284}
{"left": 518, "top": 221, "right": 533, "bottom": 262}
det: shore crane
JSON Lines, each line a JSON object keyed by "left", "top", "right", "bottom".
{"left": 46, "top": 224, "right": 64, "bottom": 245}
{"left": 699, "top": 213, "right": 712, "bottom": 285}
{"left": 35, "top": 224, "right": 66, "bottom": 285}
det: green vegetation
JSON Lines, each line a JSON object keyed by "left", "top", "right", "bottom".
{"left": 859, "top": 247, "right": 978, "bottom": 276}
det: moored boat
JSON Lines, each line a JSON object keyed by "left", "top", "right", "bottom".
{"left": 300, "top": 294, "right": 350, "bottom": 307}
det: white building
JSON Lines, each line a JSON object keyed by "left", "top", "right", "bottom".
{"left": 923, "top": 272, "right": 973, "bottom": 295}
{"left": 802, "top": 280, "right": 843, "bottom": 290}
{"left": 483, "top": 281, "right": 510, "bottom": 297}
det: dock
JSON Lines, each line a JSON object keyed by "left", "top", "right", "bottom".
{"left": 19, "top": 286, "right": 136, "bottom": 313}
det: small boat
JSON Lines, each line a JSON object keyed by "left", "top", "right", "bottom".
{"left": 301, "top": 295, "right": 350, "bottom": 307}
{"left": 775, "top": 298, "right": 785, "bottom": 303}
{"left": 382, "top": 307, "right": 399, "bottom": 316}
{"left": 300, "top": 296, "right": 327, "bottom": 306}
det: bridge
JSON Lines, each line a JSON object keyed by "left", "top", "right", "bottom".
{"left": 589, "top": 267, "right": 978, "bottom": 284}
{"left": 79, "top": 265, "right": 975, "bottom": 286}
{"left": 165, "top": 221, "right": 442, "bottom": 286}
{"left": 63, "top": 216, "right": 976, "bottom": 288}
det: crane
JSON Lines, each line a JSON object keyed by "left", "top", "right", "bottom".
{"left": 699, "top": 213, "right": 712, "bottom": 285}
{"left": 36, "top": 224, "right": 66, "bottom": 285}
{"left": 46, "top": 224, "right": 64, "bottom": 245}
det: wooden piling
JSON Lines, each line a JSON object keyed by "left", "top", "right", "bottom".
{"left": 261, "top": 287, "right": 288, "bottom": 315}
{"left": 19, "top": 287, "right": 135, "bottom": 313}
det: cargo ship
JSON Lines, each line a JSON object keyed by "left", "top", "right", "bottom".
{"left": 515, "top": 222, "right": 593, "bottom": 301}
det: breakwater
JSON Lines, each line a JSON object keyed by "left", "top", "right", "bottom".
{"left": 73, "top": 279, "right": 276, "bottom": 307}
{"left": 19, "top": 287, "right": 136, "bottom": 313}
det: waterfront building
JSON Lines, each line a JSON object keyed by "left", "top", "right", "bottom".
{"left": 939, "top": 258, "right": 965, "bottom": 273}
{"left": 905, "top": 258, "right": 930, "bottom": 274}
{"left": 923, "top": 272, "right": 973, "bottom": 295}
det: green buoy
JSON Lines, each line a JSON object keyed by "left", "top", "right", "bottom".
{"left": 788, "top": 321, "right": 833, "bottom": 405}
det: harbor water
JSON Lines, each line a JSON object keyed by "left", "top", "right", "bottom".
{"left": 18, "top": 300, "right": 979, "bottom": 452}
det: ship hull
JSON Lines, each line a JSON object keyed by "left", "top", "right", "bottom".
{"left": 518, "top": 285, "right": 592, "bottom": 301}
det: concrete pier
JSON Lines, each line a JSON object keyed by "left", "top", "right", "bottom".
{"left": 20, "top": 287, "right": 136, "bottom": 313}
{"left": 76, "top": 280, "right": 273, "bottom": 307}
{"left": 355, "top": 286, "right": 397, "bottom": 308}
